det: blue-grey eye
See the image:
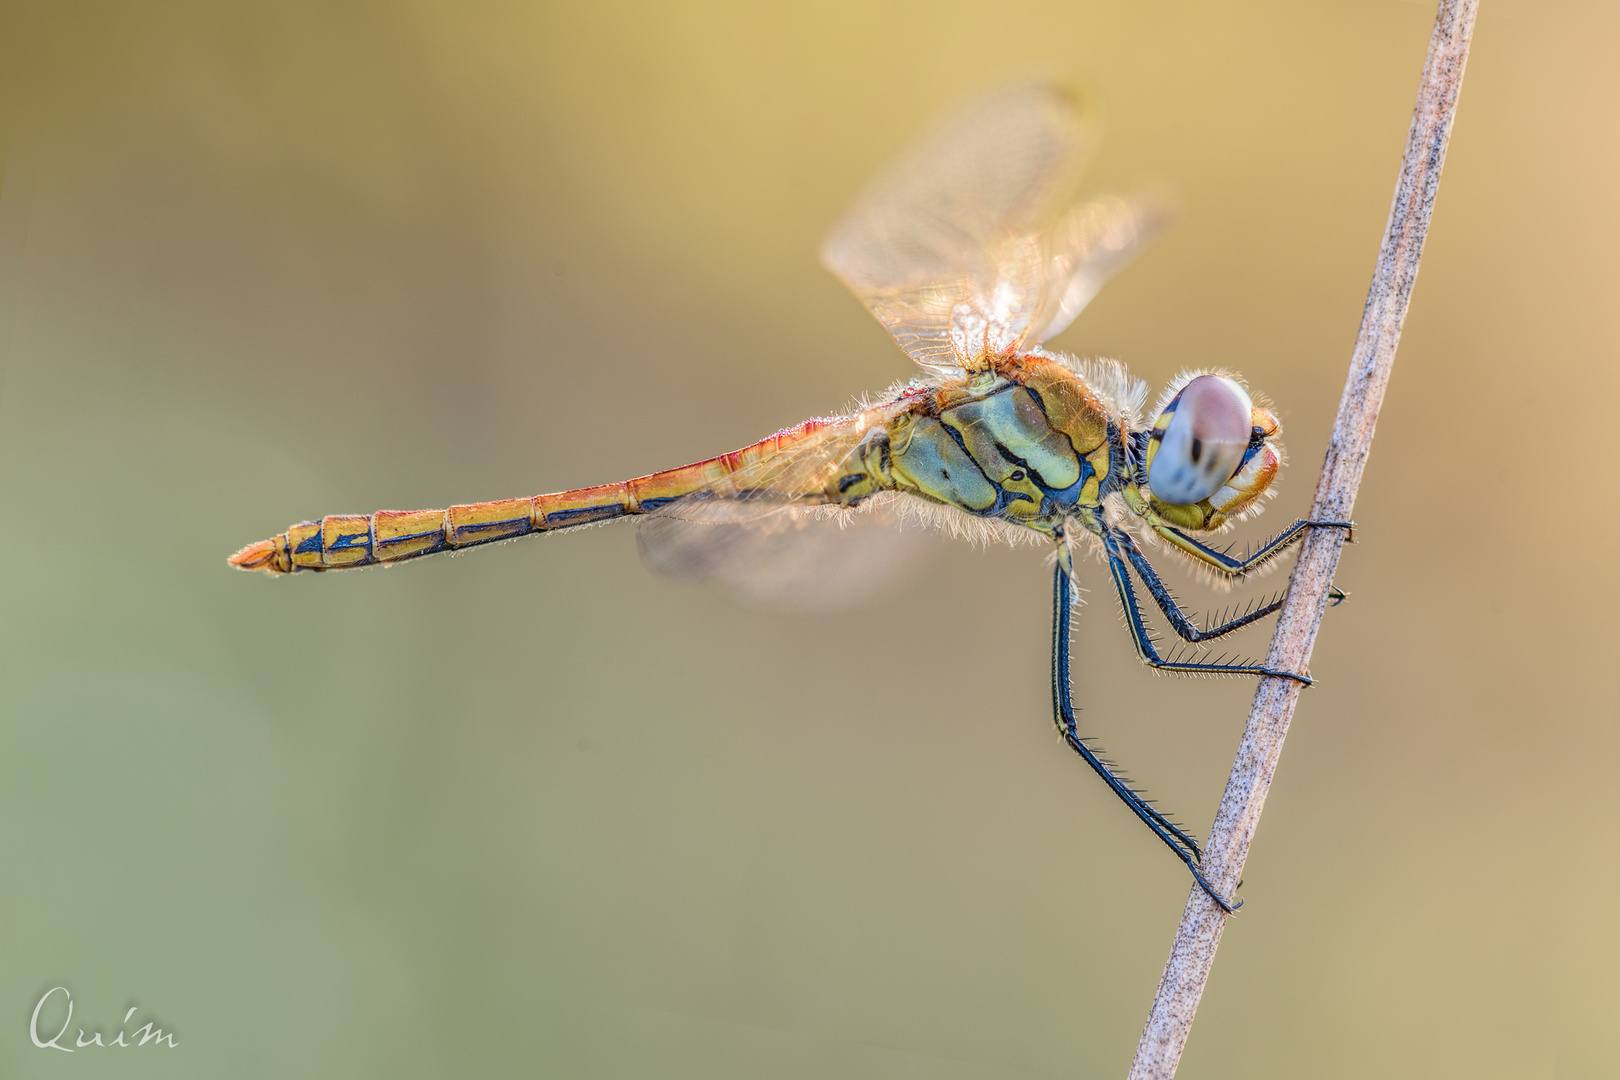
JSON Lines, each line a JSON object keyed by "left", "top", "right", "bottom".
{"left": 1147, "top": 375, "right": 1253, "bottom": 506}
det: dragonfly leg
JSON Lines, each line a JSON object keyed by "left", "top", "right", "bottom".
{"left": 1051, "top": 559, "right": 1240, "bottom": 913}
{"left": 1152, "top": 518, "right": 1354, "bottom": 583}
{"left": 1100, "top": 529, "right": 1313, "bottom": 684}
{"left": 1112, "top": 528, "right": 1340, "bottom": 642}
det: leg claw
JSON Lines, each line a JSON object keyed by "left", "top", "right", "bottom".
{"left": 1190, "top": 865, "right": 1242, "bottom": 914}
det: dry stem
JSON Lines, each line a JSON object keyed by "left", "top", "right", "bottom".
{"left": 1126, "top": 2, "right": 1478, "bottom": 1076}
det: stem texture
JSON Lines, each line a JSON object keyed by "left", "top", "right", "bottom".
{"left": 1127, "top": 2, "right": 1478, "bottom": 1075}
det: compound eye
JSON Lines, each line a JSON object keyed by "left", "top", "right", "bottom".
{"left": 1147, "top": 375, "right": 1254, "bottom": 506}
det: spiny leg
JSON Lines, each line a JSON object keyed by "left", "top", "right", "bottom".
{"left": 1114, "top": 528, "right": 1344, "bottom": 644}
{"left": 1052, "top": 559, "right": 1198, "bottom": 858}
{"left": 1051, "top": 559, "right": 1240, "bottom": 913}
{"left": 1101, "top": 529, "right": 1313, "bottom": 683}
{"left": 1152, "top": 518, "right": 1354, "bottom": 581}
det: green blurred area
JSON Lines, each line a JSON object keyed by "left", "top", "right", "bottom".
{"left": 2, "top": 2, "right": 1616, "bottom": 1077}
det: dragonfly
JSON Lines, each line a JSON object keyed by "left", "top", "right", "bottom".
{"left": 230, "top": 82, "right": 1350, "bottom": 911}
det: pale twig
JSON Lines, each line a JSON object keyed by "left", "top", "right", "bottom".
{"left": 1126, "top": 2, "right": 1479, "bottom": 1076}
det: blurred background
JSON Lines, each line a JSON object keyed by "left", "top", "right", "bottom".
{"left": 1, "top": 1, "right": 1613, "bottom": 1077}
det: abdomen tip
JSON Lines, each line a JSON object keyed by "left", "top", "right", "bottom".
{"left": 228, "top": 538, "right": 283, "bottom": 573}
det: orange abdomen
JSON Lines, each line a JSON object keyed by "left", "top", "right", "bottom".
{"left": 228, "top": 420, "right": 843, "bottom": 575}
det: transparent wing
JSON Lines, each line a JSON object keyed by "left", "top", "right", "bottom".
{"left": 820, "top": 81, "right": 1164, "bottom": 376}
{"left": 1031, "top": 194, "right": 1169, "bottom": 343}
{"left": 634, "top": 400, "right": 934, "bottom": 610}
{"left": 637, "top": 495, "right": 929, "bottom": 612}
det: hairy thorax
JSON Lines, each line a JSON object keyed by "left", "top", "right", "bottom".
{"left": 830, "top": 354, "right": 1127, "bottom": 538}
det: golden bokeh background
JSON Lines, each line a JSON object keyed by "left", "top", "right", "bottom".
{"left": 2, "top": 1, "right": 1615, "bottom": 1077}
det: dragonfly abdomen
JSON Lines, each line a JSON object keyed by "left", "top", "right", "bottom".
{"left": 228, "top": 488, "right": 637, "bottom": 574}
{"left": 227, "top": 420, "right": 856, "bottom": 575}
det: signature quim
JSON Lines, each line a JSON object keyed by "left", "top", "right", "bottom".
{"left": 30, "top": 987, "right": 177, "bottom": 1050}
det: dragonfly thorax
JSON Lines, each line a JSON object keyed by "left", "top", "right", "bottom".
{"left": 833, "top": 354, "right": 1123, "bottom": 536}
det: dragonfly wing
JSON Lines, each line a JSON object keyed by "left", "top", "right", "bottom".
{"left": 1030, "top": 193, "right": 1171, "bottom": 344}
{"left": 634, "top": 395, "right": 931, "bottom": 610}
{"left": 820, "top": 82, "right": 1162, "bottom": 374}
{"left": 637, "top": 495, "right": 928, "bottom": 611}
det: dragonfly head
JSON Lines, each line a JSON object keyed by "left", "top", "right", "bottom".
{"left": 1143, "top": 373, "right": 1282, "bottom": 529}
